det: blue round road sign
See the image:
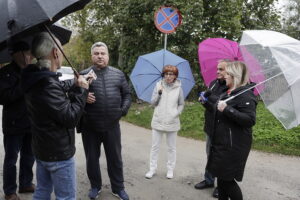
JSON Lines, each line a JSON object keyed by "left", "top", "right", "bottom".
{"left": 154, "top": 6, "right": 182, "bottom": 34}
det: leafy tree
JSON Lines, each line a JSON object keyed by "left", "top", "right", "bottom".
{"left": 201, "top": 0, "right": 243, "bottom": 40}
{"left": 281, "top": 0, "right": 300, "bottom": 40}
{"left": 241, "top": 0, "right": 281, "bottom": 34}
{"left": 63, "top": 0, "right": 205, "bottom": 97}
{"left": 62, "top": 0, "right": 282, "bottom": 98}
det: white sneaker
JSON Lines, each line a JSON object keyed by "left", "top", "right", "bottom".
{"left": 145, "top": 170, "right": 155, "bottom": 179}
{"left": 166, "top": 170, "right": 173, "bottom": 179}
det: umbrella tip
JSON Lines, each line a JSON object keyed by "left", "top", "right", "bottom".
{"left": 234, "top": 57, "right": 238, "bottom": 61}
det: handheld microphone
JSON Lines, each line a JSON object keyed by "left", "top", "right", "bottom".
{"left": 204, "top": 90, "right": 212, "bottom": 98}
{"left": 199, "top": 90, "right": 212, "bottom": 102}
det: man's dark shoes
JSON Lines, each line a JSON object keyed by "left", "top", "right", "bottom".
{"left": 194, "top": 180, "right": 214, "bottom": 189}
{"left": 212, "top": 187, "right": 219, "bottom": 198}
{"left": 88, "top": 188, "right": 101, "bottom": 199}
{"left": 19, "top": 184, "right": 35, "bottom": 193}
{"left": 5, "top": 194, "right": 20, "bottom": 200}
{"left": 112, "top": 189, "right": 129, "bottom": 200}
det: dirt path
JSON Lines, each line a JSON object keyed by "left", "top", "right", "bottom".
{"left": 1, "top": 120, "right": 300, "bottom": 200}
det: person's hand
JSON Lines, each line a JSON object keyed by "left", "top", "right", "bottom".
{"left": 76, "top": 75, "right": 89, "bottom": 89}
{"left": 83, "top": 69, "right": 97, "bottom": 84}
{"left": 217, "top": 100, "right": 227, "bottom": 112}
{"left": 84, "top": 73, "right": 95, "bottom": 84}
{"left": 86, "top": 92, "right": 96, "bottom": 104}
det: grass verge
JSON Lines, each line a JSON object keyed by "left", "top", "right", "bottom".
{"left": 123, "top": 102, "right": 300, "bottom": 156}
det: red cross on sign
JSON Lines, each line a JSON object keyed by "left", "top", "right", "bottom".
{"left": 154, "top": 6, "right": 182, "bottom": 34}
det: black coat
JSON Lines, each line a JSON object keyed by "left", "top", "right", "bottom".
{"left": 203, "top": 79, "right": 227, "bottom": 137}
{"left": 79, "top": 66, "right": 131, "bottom": 132}
{"left": 0, "top": 62, "right": 31, "bottom": 135}
{"left": 22, "top": 64, "right": 88, "bottom": 161}
{"left": 207, "top": 84, "right": 257, "bottom": 181}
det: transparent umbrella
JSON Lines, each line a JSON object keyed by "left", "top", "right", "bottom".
{"left": 240, "top": 30, "right": 300, "bottom": 129}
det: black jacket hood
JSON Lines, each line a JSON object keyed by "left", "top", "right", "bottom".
{"left": 22, "top": 64, "right": 58, "bottom": 92}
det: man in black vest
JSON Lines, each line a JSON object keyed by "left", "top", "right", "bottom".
{"left": 79, "top": 42, "right": 131, "bottom": 200}
{"left": 0, "top": 41, "right": 35, "bottom": 200}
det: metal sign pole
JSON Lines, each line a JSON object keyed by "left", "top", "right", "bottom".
{"left": 154, "top": 6, "right": 182, "bottom": 73}
{"left": 164, "top": 33, "right": 167, "bottom": 51}
{"left": 163, "top": 34, "right": 168, "bottom": 67}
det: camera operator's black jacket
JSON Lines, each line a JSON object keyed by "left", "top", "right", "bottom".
{"left": 0, "top": 62, "right": 31, "bottom": 135}
{"left": 22, "top": 64, "right": 88, "bottom": 162}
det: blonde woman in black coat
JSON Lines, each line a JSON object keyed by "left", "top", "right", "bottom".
{"left": 207, "top": 61, "right": 257, "bottom": 200}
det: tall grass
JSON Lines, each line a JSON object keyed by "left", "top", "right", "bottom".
{"left": 123, "top": 102, "right": 300, "bottom": 156}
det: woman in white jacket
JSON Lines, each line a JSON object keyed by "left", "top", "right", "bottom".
{"left": 145, "top": 65, "right": 185, "bottom": 179}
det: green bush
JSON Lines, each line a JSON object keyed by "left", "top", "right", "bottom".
{"left": 123, "top": 101, "right": 300, "bottom": 156}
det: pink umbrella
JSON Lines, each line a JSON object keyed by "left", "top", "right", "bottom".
{"left": 198, "top": 38, "right": 264, "bottom": 95}
{"left": 239, "top": 46, "right": 265, "bottom": 94}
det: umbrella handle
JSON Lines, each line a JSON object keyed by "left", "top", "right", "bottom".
{"left": 224, "top": 69, "right": 287, "bottom": 103}
{"left": 223, "top": 95, "right": 235, "bottom": 103}
{"left": 159, "top": 79, "right": 165, "bottom": 91}
{"left": 44, "top": 24, "right": 79, "bottom": 78}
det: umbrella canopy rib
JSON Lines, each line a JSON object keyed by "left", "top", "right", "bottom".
{"left": 207, "top": 39, "right": 239, "bottom": 57}
{"left": 139, "top": 76, "right": 162, "bottom": 97}
{"left": 132, "top": 73, "right": 161, "bottom": 77}
{"left": 142, "top": 57, "right": 163, "bottom": 74}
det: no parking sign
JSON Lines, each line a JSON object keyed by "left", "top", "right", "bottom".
{"left": 154, "top": 6, "right": 182, "bottom": 34}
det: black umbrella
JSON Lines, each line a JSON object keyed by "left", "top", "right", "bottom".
{"left": 0, "top": 0, "right": 91, "bottom": 74}
{"left": 0, "top": 0, "right": 90, "bottom": 48}
{"left": 0, "top": 23, "right": 72, "bottom": 64}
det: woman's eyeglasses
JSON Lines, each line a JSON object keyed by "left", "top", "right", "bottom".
{"left": 165, "top": 72, "right": 175, "bottom": 76}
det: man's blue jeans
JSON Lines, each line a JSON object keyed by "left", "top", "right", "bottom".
{"left": 33, "top": 157, "right": 76, "bottom": 200}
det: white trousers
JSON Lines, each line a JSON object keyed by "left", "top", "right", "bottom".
{"left": 149, "top": 129, "right": 177, "bottom": 172}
